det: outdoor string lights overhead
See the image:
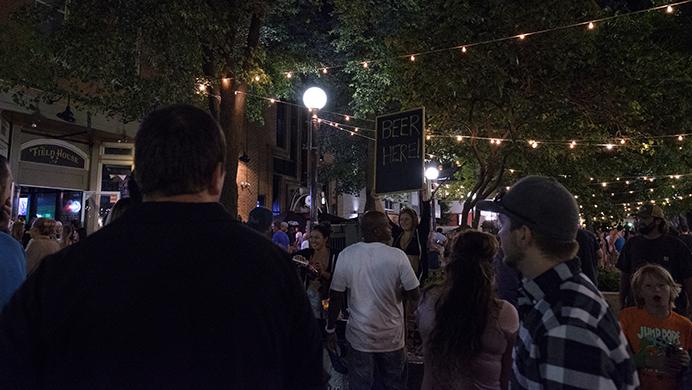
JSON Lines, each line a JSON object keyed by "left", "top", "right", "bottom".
{"left": 228, "top": 90, "right": 692, "bottom": 147}
{"left": 275, "top": 0, "right": 688, "bottom": 78}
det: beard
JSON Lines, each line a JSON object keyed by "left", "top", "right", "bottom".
{"left": 503, "top": 250, "right": 525, "bottom": 269}
{"left": 637, "top": 221, "right": 657, "bottom": 235}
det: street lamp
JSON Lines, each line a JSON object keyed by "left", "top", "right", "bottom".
{"left": 303, "top": 87, "right": 327, "bottom": 226}
{"left": 425, "top": 166, "right": 440, "bottom": 229}
{"left": 424, "top": 167, "right": 440, "bottom": 181}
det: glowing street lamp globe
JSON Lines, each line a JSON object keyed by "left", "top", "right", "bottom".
{"left": 302, "top": 87, "right": 327, "bottom": 110}
{"left": 425, "top": 167, "right": 439, "bottom": 181}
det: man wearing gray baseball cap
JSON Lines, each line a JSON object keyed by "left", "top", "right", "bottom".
{"left": 478, "top": 176, "right": 638, "bottom": 389}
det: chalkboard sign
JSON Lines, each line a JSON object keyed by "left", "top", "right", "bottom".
{"left": 375, "top": 108, "right": 425, "bottom": 194}
{"left": 21, "top": 143, "right": 86, "bottom": 169}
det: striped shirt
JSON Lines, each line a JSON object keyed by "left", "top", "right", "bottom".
{"left": 512, "top": 259, "right": 639, "bottom": 389}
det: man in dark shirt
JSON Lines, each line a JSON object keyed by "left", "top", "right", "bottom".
{"left": 0, "top": 105, "right": 323, "bottom": 389}
{"left": 679, "top": 224, "right": 692, "bottom": 250}
{"left": 617, "top": 204, "right": 692, "bottom": 315}
{"left": 576, "top": 228, "right": 599, "bottom": 287}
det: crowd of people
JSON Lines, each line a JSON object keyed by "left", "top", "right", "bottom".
{"left": 0, "top": 104, "right": 690, "bottom": 389}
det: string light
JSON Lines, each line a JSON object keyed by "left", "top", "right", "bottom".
{"left": 286, "top": 72, "right": 292, "bottom": 79}
{"left": 237, "top": 91, "right": 692, "bottom": 149}
{"left": 322, "top": 68, "right": 328, "bottom": 74}
{"left": 197, "top": 83, "right": 206, "bottom": 92}
{"left": 410, "top": 55, "right": 416, "bottom": 61}
{"left": 601, "top": 182, "right": 607, "bottom": 187}
{"left": 254, "top": 75, "right": 260, "bottom": 81}
{"left": 277, "top": 1, "right": 690, "bottom": 77}
{"left": 620, "top": 139, "right": 626, "bottom": 145}
{"left": 456, "top": 135, "right": 463, "bottom": 142}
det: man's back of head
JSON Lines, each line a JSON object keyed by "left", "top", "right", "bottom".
{"left": 361, "top": 211, "right": 391, "bottom": 243}
{"left": 248, "top": 207, "right": 273, "bottom": 236}
{"left": 134, "top": 104, "right": 226, "bottom": 202}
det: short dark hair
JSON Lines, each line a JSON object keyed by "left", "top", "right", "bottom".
{"left": 312, "top": 223, "right": 332, "bottom": 239}
{"left": 135, "top": 104, "right": 226, "bottom": 196}
{"left": 508, "top": 217, "right": 578, "bottom": 260}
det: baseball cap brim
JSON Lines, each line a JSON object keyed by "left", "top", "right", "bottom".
{"left": 476, "top": 199, "right": 537, "bottom": 228}
{"left": 476, "top": 200, "right": 506, "bottom": 214}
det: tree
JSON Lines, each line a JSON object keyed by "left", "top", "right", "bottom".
{"left": 329, "top": 0, "right": 692, "bottom": 225}
{"left": 0, "top": 0, "right": 332, "bottom": 217}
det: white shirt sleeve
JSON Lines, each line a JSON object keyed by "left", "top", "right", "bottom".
{"left": 330, "top": 251, "right": 348, "bottom": 292}
{"left": 399, "top": 251, "right": 420, "bottom": 291}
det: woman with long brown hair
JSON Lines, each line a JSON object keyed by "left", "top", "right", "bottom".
{"left": 393, "top": 207, "right": 424, "bottom": 277}
{"left": 416, "top": 230, "right": 519, "bottom": 389}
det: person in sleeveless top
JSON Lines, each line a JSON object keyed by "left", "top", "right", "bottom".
{"left": 417, "top": 230, "right": 519, "bottom": 389}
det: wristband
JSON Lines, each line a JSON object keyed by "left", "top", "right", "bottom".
{"left": 325, "top": 325, "right": 336, "bottom": 334}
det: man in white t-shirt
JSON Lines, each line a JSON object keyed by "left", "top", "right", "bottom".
{"left": 326, "top": 211, "right": 420, "bottom": 390}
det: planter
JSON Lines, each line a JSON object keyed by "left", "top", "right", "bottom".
{"left": 601, "top": 291, "right": 621, "bottom": 314}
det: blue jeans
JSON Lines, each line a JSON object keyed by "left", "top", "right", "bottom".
{"left": 347, "top": 346, "right": 407, "bottom": 390}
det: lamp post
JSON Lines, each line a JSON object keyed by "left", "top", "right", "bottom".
{"left": 424, "top": 166, "right": 440, "bottom": 230}
{"left": 302, "top": 87, "right": 327, "bottom": 226}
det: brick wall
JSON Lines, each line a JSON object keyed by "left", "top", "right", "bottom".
{"left": 236, "top": 108, "right": 276, "bottom": 221}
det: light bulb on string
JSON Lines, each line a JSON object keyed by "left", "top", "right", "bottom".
{"left": 269, "top": 98, "right": 276, "bottom": 104}
{"left": 678, "top": 135, "right": 684, "bottom": 141}
{"left": 569, "top": 141, "right": 576, "bottom": 149}
{"left": 456, "top": 135, "right": 463, "bottom": 142}
{"left": 588, "top": 22, "right": 595, "bottom": 30}
{"left": 286, "top": 72, "right": 293, "bottom": 79}
{"left": 605, "top": 144, "right": 614, "bottom": 150}
{"left": 197, "top": 83, "right": 206, "bottom": 92}
{"left": 667, "top": 5, "right": 674, "bottom": 13}
{"left": 354, "top": 128, "right": 359, "bottom": 132}
{"left": 620, "top": 139, "right": 626, "bottom": 145}
{"left": 601, "top": 182, "right": 607, "bottom": 187}
{"left": 345, "top": 116, "right": 350, "bottom": 121}
{"left": 461, "top": 46, "right": 467, "bottom": 53}
{"left": 362, "top": 62, "right": 369, "bottom": 68}
{"left": 426, "top": 135, "right": 431, "bottom": 140}
{"left": 518, "top": 34, "right": 526, "bottom": 40}
{"left": 254, "top": 75, "right": 260, "bottom": 81}
{"left": 410, "top": 55, "right": 415, "bottom": 62}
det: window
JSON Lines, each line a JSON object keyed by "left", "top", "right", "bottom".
{"left": 101, "top": 164, "right": 132, "bottom": 193}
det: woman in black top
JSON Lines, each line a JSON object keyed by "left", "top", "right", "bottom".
{"left": 393, "top": 207, "right": 424, "bottom": 278}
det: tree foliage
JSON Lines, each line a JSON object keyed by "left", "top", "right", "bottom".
{"left": 330, "top": 0, "right": 692, "bottom": 225}
{"left": 0, "top": 0, "right": 334, "bottom": 216}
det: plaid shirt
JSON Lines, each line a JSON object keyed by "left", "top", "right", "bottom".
{"left": 512, "top": 259, "right": 639, "bottom": 389}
